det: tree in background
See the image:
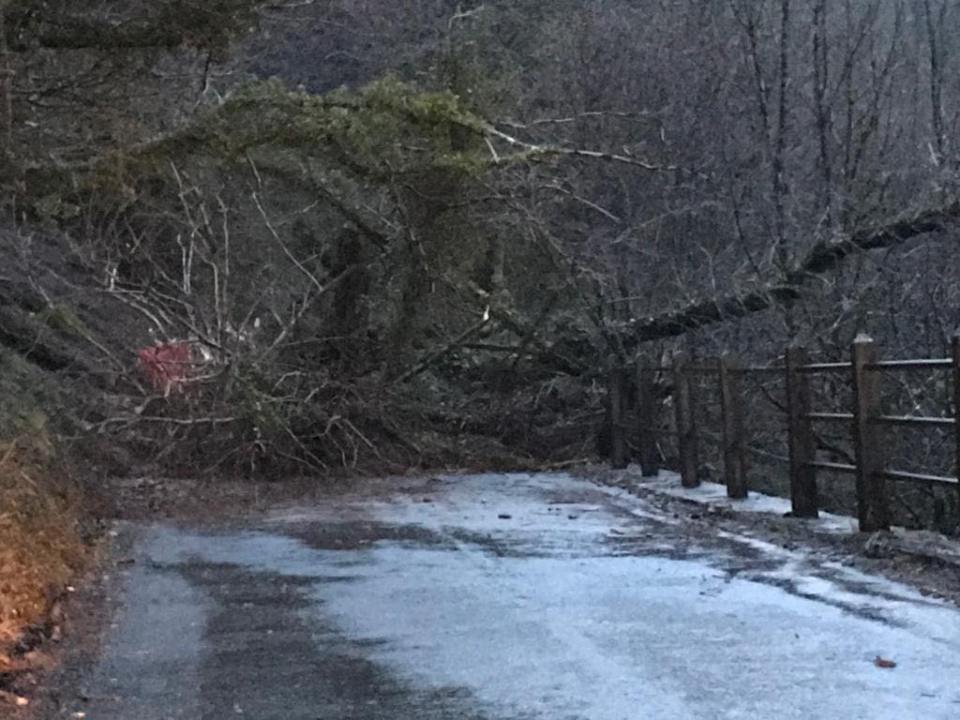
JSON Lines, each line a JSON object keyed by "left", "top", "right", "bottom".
{"left": 3, "top": 0, "right": 960, "bottom": 514}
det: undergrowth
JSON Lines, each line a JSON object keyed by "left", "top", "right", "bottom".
{"left": 0, "top": 433, "right": 89, "bottom": 659}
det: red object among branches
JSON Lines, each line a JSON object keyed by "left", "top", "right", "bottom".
{"left": 137, "top": 341, "right": 194, "bottom": 395}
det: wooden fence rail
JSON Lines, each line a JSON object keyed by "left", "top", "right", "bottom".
{"left": 606, "top": 334, "right": 960, "bottom": 532}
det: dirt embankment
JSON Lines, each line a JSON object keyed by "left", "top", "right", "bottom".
{"left": 0, "top": 434, "right": 101, "bottom": 708}
{"left": 0, "top": 229, "right": 113, "bottom": 706}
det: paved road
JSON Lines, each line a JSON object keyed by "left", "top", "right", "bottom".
{"left": 69, "top": 474, "right": 960, "bottom": 719}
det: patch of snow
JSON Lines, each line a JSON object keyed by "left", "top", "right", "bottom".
{"left": 314, "top": 545, "right": 960, "bottom": 720}
{"left": 635, "top": 471, "right": 859, "bottom": 534}
{"left": 265, "top": 473, "right": 960, "bottom": 718}
{"left": 120, "top": 473, "right": 960, "bottom": 719}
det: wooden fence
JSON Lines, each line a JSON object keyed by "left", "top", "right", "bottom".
{"left": 607, "top": 335, "right": 960, "bottom": 532}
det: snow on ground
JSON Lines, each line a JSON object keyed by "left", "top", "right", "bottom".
{"left": 263, "top": 473, "right": 960, "bottom": 718}
{"left": 83, "top": 473, "right": 960, "bottom": 719}
{"left": 632, "top": 469, "right": 859, "bottom": 533}
{"left": 315, "top": 547, "right": 959, "bottom": 720}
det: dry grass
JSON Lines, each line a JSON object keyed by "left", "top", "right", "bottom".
{"left": 0, "top": 434, "right": 89, "bottom": 659}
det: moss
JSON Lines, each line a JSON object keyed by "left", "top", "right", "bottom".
{"left": 38, "top": 303, "right": 89, "bottom": 340}
{"left": 124, "top": 77, "right": 491, "bottom": 184}
{"left": 0, "top": 349, "right": 62, "bottom": 439}
{"left": 33, "top": 194, "right": 81, "bottom": 226}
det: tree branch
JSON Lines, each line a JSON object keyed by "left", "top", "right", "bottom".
{"left": 627, "top": 202, "right": 960, "bottom": 343}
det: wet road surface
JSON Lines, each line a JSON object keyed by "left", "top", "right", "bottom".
{"left": 69, "top": 473, "right": 960, "bottom": 719}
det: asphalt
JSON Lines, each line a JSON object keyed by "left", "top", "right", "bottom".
{"left": 57, "top": 473, "right": 960, "bottom": 719}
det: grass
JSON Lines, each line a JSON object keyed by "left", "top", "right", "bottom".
{"left": 0, "top": 433, "right": 89, "bottom": 658}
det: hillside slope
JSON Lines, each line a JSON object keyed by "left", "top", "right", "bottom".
{"left": 0, "top": 225, "right": 135, "bottom": 678}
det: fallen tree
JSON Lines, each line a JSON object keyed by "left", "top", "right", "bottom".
{"left": 622, "top": 202, "right": 960, "bottom": 347}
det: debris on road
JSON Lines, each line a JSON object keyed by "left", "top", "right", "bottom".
{"left": 0, "top": 689, "right": 29, "bottom": 706}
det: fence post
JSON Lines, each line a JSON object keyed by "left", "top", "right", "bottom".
{"left": 609, "top": 362, "right": 629, "bottom": 470}
{"left": 785, "top": 346, "right": 818, "bottom": 518}
{"left": 951, "top": 335, "right": 960, "bottom": 505}
{"left": 673, "top": 357, "right": 700, "bottom": 488}
{"left": 851, "top": 335, "right": 889, "bottom": 531}
{"left": 637, "top": 364, "right": 660, "bottom": 477}
{"left": 718, "top": 355, "right": 748, "bottom": 498}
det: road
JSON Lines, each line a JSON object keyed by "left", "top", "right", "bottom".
{"left": 64, "top": 473, "right": 960, "bottom": 719}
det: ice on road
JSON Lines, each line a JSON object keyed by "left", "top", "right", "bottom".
{"left": 77, "top": 473, "right": 960, "bottom": 719}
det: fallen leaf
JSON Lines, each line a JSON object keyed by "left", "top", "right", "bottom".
{"left": 22, "top": 649, "right": 55, "bottom": 670}
{"left": 0, "top": 690, "right": 29, "bottom": 706}
{"left": 874, "top": 655, "right": 897, "bottom": 669}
